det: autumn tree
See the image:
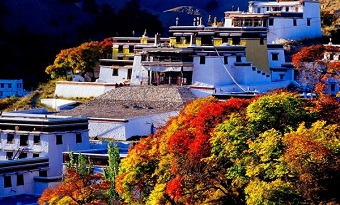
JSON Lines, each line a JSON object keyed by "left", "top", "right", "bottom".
{"left": 292, "top": 44, "right": 340, "bottom": 95}
{"left": 115, "top": 92, "right": 340, "bottom": 204}
{"left": 38, "top": 153, "right": 110, "bottom": 205}
{"left": 246, "top": 92, "right": 313, "bottom": 135}
{"left": 45, "top": 40, "right": 104, "bottom": 80}
{"left": 284, "top": 121, "right": 340, "bottom": 204}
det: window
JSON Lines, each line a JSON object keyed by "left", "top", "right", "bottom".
{"left": 330, "top": 83, "right": 336, "bottom": 92}
{"left": 18, "top": 152, "right": 27, "bottom": 159}
{"left": 6, "top": 152, "right": 13, "bottom": 160}
{"left": 20, "top": 135, "right": 28, "bottom": 146}
{"left": 307, "top": 18, "right": 311, "bottom": 26}
{"left": 4, "top": 176, "right": 12, "bottom": 188}
{"left": 236, "top": 56, "right": 242, "bottom": 62}
{"left": 39, "top": 170, "right": 47, "bottom": 177}
{"left": 118, "top": 45, "right": 123, "bottom": 52}
{"left": 33, "top": 153, "right": 39, "bottom": 158}
{"left": 260, "top": 38, "right": 264, "bottom": 45}
{"left": 17, "top": 174, "right": 24, "bottom": 186}
{"left": 199, "top": 56, "right": 206, "bottom": 64}
{"left": 8, "top": 83, "right": 12, "bottom": 88}
{"left": 293, "top": 19, "right": 297, "bottom": 26}
{"left": 112, "top": 69, "right": 118, "bottom": 76}
{"left": 224, "top": 56, "right": 228, "bottom": 64}
{"left": 76, "top": 133, "right": 82, "bottom": 143}
{"left": 129, "top": 45, "right": 134, "bottom": 53}
{"left": 56, "top": 135, "right": 63, "bottom": 145}
{"left": 272, "top": 53, "right": 279, "bottom": 61}
{"left": 0, "top": 83, "right": 4, "bottom": 88}
{"left": 7, "top": 134, "right": 14, "bottom": 144}
{"left": 33, "top": 135, "right": 41, "bottom": 144}
{"left": 269, "top": 19, "right": 274, "bottom": 26}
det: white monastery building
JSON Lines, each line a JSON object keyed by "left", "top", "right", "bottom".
{"left": 224, "top": 0, "right": 322, "bottom": 43}
{"left": 0, "top": 112, "right": 89, "bottom": 197}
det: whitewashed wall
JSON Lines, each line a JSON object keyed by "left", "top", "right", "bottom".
{"left": 0, "top": 171, "right": 38, "bottom": 197}
{"left": 55, "top": 81, "right": 116, "bottom": 98}
{"left": 98, "top": 66, "right": 129, "bottom": 83}
{"left": 47, "top": 131, "right": 90, "bottom": 176}
{"left": 89, "top": 111, "right": 178, "bottom": 141}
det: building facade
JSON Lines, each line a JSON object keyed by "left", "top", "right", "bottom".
{"left": 0, "top": 112, "right": 90, "bottom": 197}
{"left": 0, "top": 79, "right": 26, "bottom": 99}
{"left": 224, "top": 0, "right": 322, "bottom": 43}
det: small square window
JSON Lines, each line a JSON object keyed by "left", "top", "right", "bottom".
{"left": 330, "top": 83, "right": 336, "bottom": 92}
{"left": 8, "top": 84, "right": 12, "bottom": 88}
{"left": 236, "top": 56, "right": 242, "bottom": 62}
{"left": 33, "top": 153, "right": 39, "bottom": 158}
{"left": 39, "top": 170, "right": 47, "bottom": 177}
{"left": 4, "top": 176, "right": 12, "bottom": 188}
{"left": 272, "top": 53, "right": 279, "bottom": 61}
{"left": 112, "top": 69, "right": 119, "bottom": 76}
{"left": 34, "top": 135, "right": 41, "bottom": 144}
{"left": 6, "top": 152, "right": 13, "bottom": 160}
{"left": 17, "top": 174, "right": 24, "bottom": 186}
{"left": 56, "top": 135, "right": 63, "bottom": 145}
{"left": 20, "top": 135, "right": 28, "bottom": 146}
{"left": 76, "top": 133, "right": 82, "bottom": 143}
{"left": 7, "top": 134, "right": 14, "bottom": 144}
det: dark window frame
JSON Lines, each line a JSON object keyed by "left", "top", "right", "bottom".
{"left": 39, "top": 170, "right": 48, "bottom": 177}
{"left": 4, "top": 176, "right": 12, "bottom": 188}
{"left": 33, "top": 135, "right": 41, "bottom": 144}
{"left": 76, "top": 133, "right": 82, "bottom": 143}
{"left": 112, "top": 69, "right": 119, "bottom": 76}
{"left": 20, "top": 135, "right": 28, "bottom": 146}
{"left": 7, "top": 134, "right": 14, "bottom": 144}
{"left": 272, "top": 53, "right": 279, "bottom": 61}
{"left": 17, "top": 174, "right": 24, "bottom": 186}
{"left": 56, "top": 134, "right": 63, "bottom": 145}
{"left": 199, "top": 56, "right": 206, "bottom": 64}
{"left": 224, "top": 56, "right": 228, "bottom": 64}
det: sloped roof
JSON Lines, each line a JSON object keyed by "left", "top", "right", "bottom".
{"left": 57, "top": 85, "right": 197, "bottom": 119}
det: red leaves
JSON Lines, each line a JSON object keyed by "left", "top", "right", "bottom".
{"left": 166, "top": 176, "right": 183, "bottom": 200}
{"left": 292, "top": 44, "right": 325, "bottom": 69}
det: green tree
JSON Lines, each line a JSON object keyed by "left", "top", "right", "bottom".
{"left": 104, "top": 142, "right": 121, "bottom": 203}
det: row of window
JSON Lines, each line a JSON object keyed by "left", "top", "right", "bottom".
{"left": 269, "top": 18, "right": 311, "bottom": 27}
{"left": 4, "top": 170, "right": 47, "bottom": 188}
{"left": 2, "top": 133, "right": 82, "bottom": 145}
{"left": 199, "top": 55, "right": 242, "bottom": 65}
{"left": 6, "top": 151, "right": 40, "bottom": 160}
{"left": 0, "top": 83, "right": 22, "bottom": 89}
{"left": 56, "top": 133, "right": 82, "bottom": 145}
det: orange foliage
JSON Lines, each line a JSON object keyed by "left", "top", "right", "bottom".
{"left": 38, "top": 168, "right": 110, "bottom": 205}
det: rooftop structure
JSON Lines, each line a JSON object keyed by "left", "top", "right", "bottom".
{"left": 58, "top": 85, "right": 197, "bottom": 140}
